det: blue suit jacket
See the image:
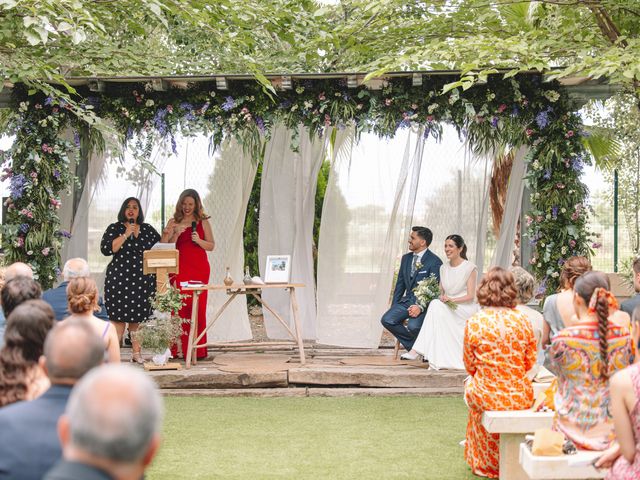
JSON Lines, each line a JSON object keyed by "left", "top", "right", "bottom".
{"left": 0, "top": 384, "right": 73, "bottom": 480}
{"left": 42, "top": 281, "right": 110, "bottom": 322}
{"left": 392, "top": 249, "right": 443, "bottom": 306}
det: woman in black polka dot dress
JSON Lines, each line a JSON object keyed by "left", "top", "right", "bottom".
{"left": 101, "top": 197, "right": 160, "bottom": 363}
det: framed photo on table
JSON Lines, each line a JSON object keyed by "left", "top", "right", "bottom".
{"left": 265, "top": 255, "right": 291, "bottom": 283}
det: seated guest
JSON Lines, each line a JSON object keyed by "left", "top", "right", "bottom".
{"left": 0, "top": 300, "right": 55, "bottom": 407}
{"left": 4, "top": 262, "right": 33, "bottom": 281}
{"left": 43, "top": 258, "right": 109, "bottom": 322}
{"left": 511, "top": 266, "right": 545, "bottom": 374}
{"left": 45, "top": 364, "right": 163, "bottom": 480}
{"left": 1, "top": 276, "right": 42, "bottom": 319}
{"left": 0, "top": 320, "right": 104, "bottom": 480}
{"left": 464, "top": 267, "right": 537, "bottom": 479}
{"left": 548, "top": 271, "right": 633, "bottom": 451}
{"left": 381, "top": 226, "right": 442, "bottom": 354}
{"left": 621, "top": 257, "right": 640, "bottom": 318}
{"left": 65, "top": 277, "right": 120, "bottom": 363}
{"left": 541, "top": 256, "right": 592, "bottom": 348}
{"left": 403, "top": 234, "right": 478, "bottom": 369}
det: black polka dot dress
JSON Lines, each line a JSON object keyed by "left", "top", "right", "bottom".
{"left": 101, "top": 222, "right": 160, "bottom": 323}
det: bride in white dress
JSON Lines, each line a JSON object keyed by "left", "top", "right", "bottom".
{"left": 401, "top": 234, "right": 478, "bottom": 369}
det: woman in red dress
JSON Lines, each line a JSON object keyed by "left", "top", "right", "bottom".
{"left": 161, "top": 189, "right": 214, "bottom": 360}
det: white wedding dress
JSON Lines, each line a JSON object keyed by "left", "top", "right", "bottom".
{"left": 413, "top": 260, "right": 479, "bottom": 370}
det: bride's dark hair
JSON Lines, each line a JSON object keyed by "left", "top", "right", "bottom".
{"left": 446, "top": 234, "right": 467, "bottom": 260}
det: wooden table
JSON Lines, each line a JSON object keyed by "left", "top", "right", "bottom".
{"left": 181, "top": 283, "right": 306, "bottom": 369}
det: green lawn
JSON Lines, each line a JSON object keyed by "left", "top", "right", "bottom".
{"left": 147, "top": 396, "right": 478, "bottom": 480}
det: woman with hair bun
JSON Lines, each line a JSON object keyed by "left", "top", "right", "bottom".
{"left": 542, "top": 255, "right": 592, "bottom": 348}
{"left": 66, "top": 277, "right": 120, "bottom": 363}
{"left": 403, "top": 234, "right": 478, "bottom": 369}
{"left": 549, "top": 271, "right": 632, "bottom": 451}
{"left": 464, "top": 267, "right": 537, "bottom": 478}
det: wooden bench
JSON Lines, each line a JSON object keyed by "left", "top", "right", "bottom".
{"left": 519, "top": 442, "right": 606, "bottom": 479}
{"left": 482, "top": 410, "right": 554, "bottom": 480}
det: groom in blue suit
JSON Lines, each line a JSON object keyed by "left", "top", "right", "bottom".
{"left": 381, "top": 226, "right": 443, "bottom": 353}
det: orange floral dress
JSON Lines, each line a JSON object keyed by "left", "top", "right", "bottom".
{"left": 464, "top": 307, "right": 537, "bottom": 478}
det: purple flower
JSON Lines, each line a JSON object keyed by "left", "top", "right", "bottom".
{"left": 536, "top": 277, "right": 548, "bottom": 295}
{"left": 170, "top": 135, "right": 177, "bottom": 155}
{"left": 423, "top": 127, "right": 431, "bottom": 139}
{"left": 19, "top": 223, "right": 29, "bottom": 233}
{"left": 179, "top": 102, "right": 193, "bottom": 111}
{"left": 56, "top": 229, "right": 72, "bottom": 239}
{"left": 184, "top": 111, "right": 196, "bottom": 121}
{"left": 558, "top": 258, "right": 565, "bottom": 266}
{"left": 571, "top": 158, "right": 583, "bottom": 172}
{"left": 44, "top": 96, "right": 54, "bottom": 106}
{"left": 491, "top": 116, "right": 499, "bottom": 128}
{"left": 54, "top": 267, "right": 61, "bottom": 276}
{"left": 73, "top": 130, "right": 81, "bottom": 147}
{"left": 535, "top": 110, "right": 549, "bottom": 129}
{"left": 53, "top": 169, "right": 61, "bottom": 180}
{"left": 9, "top": 174, "right": 26, "bottom": 199}
{"left": 154, "top": 108, "right": 169, "bottom": 136}
{"left": 543, "top": 169, "right": 551, "bottom": 180}
{"left": 551, "top": 205, "right": 559, "bottom": 219}
{"left": 221, "top": 97, "right": 235, "bottom": 112}
{"left": 255, "top": 116, "right": 265, "bottom": 134}
{"left": 511, "top": 105, "right": 520, "bottom": 117}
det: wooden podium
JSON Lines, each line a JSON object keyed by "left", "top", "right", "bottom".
{"left": 143, "top": 249, "right": 179, "bottom": 294}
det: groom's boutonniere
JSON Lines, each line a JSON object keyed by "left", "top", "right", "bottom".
{"left": 415, "top": 261, "right": 423, "bottom": 271}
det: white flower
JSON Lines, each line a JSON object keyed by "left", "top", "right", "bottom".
{"left": 551, "top": 272, "right": 560, "bottom": 278}
{"left": 145, "top": 99, "right": 155, "bottom": 107}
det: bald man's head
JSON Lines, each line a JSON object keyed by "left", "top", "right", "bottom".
{"left": 4, "top": 262, "right": 33, "bottom": 282}
{"left": 43, "top": 319, "right": 104, "bottom": 384}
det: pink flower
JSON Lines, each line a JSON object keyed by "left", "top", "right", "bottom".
{"left": 384, "top": 98, "right": 392, "bottom": 106}
{"left": 536, "top": 215, "right": 544, "bottom": 222}
{"left": 565, "top": 130, "right": 574, "bottom": 138}
{"left": 592, "top": 242, "right": 602, "bottom": 249}
{"left": 324, "top": 114, "right": 331, "bottom": 126}
{"left": 525, "top": 215, "right": 533, "bottom": 226}
{"left": 20, "top": 208, "right": 33, "bottom": 218}
{"left": 529, "top": 257, "right": 537, "bottom": 265}
{"left": 30, "top": 172, "right": 37, "bottom": 179}
{"left": 571, "top": 212, "right": 579, "bottom": 220}
{"left": 497, "top": 104, "right": 507, "bottom": 113}
{"left": 556, "top": 183, "right": 565, "bottom": 189}
{"left": 35, "top": 103, "right": 42, "bottom": 110}
{"left": 41, "top": 247, "right": 50, "bottom": 256}
{"left": 52, "top": 107, "right": 59, "bottom": 113}
{"left": 42, "top": 144, "right": 49, "bottom": 152}
{"left": 569, "top": 239, "right": 576, "bottom": 248}
{"left": 426, "top": 115, "right": 434, "bottom": 122}
{"left": 15, "top": 237, "right": 24, "bottom": 248}
{"left": 318, "top": 92, "right": 326, "bottom": 101}
{"left": 50, "top": 198, "right": 61, "bottom": 209}
{"left": 522, "top": 99, "right": 529, "bottom": 106}
{"left": 240, "top": 107, "right": 249, "bottom": 115}
{"left": 525, "top": 128, "right": 534, "bottom": 137}
{"left": 411, "top": 103, "right": 418, "bottom": 110}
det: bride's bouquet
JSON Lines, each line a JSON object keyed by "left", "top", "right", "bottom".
{"left": 413, "top": 274, "right": 457, "bottom": 310}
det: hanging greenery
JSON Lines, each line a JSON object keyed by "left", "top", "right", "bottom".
{"left": 2, "top": 74, "right": 592, "bottom": 293}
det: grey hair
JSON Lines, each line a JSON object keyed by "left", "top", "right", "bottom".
{"left": 510, "top": 266, "right": 536, "bottom": 304}
{"left": 62, "top": 258, "right": 91, "bottom": 281}
{"left": 66, "top": 364, "right": 163, "bottom": 462}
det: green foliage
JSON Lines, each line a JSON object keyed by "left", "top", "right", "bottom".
{"left": 133, "top": 285, "right": 187, "bottom": 351}
{"left": 6, "top": 74, "right": 590, "bottom": 294}
{"left": 585, "top": 94, "right": 640, "bottom": 254}
{"left": 243, "top": 162, "right": 262, "bottom": 278}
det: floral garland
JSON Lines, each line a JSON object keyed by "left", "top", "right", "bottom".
{"left": 3, "top": 75, "right": 591, "bottom": 294}
{"left": 0, "top": 96, "right": 75, "bottom": 289}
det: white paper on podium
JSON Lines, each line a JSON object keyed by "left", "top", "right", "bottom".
{"left": 150, "top": 242, "right": 176, "bottom": 250}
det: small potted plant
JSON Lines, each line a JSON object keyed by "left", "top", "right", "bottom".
{"left": 134, "top": 285, "right": 187, "bottom": 365}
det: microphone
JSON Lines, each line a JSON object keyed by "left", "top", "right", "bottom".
{"left": 128, "top": 218, "right": 134, "bottom": 238}
{"left": 191, "top": 221, "right": 197, "bottom": 243}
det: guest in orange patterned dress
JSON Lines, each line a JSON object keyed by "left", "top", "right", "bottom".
{"left": 464, "top": 267, "right": 537, "bottom": 478}
{"left": 548, "top": 271, "right": 633, "bottom": 451}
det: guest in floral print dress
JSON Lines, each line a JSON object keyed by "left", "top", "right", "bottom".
{"left": 548, "top": 271, "right": 633, "bottom": 451}
{"left": 464, "top": 267, "right": 537, "bottom": 478}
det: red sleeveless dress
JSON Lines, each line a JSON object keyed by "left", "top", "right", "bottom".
{"left": 170, "top": 221, "right": 210, "bottom": 359}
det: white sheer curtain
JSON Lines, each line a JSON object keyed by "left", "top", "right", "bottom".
{"left": 491, "top": 146, "right": 528, "bottom": 268}
{"left": 258, "top": 125, "right": 331, "bottom": 339}
{"left": 316, "top": 125, "right": 493, "bottom": 348}
{"left": 202, "top": 138, "right": 255, "bottom": 341}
